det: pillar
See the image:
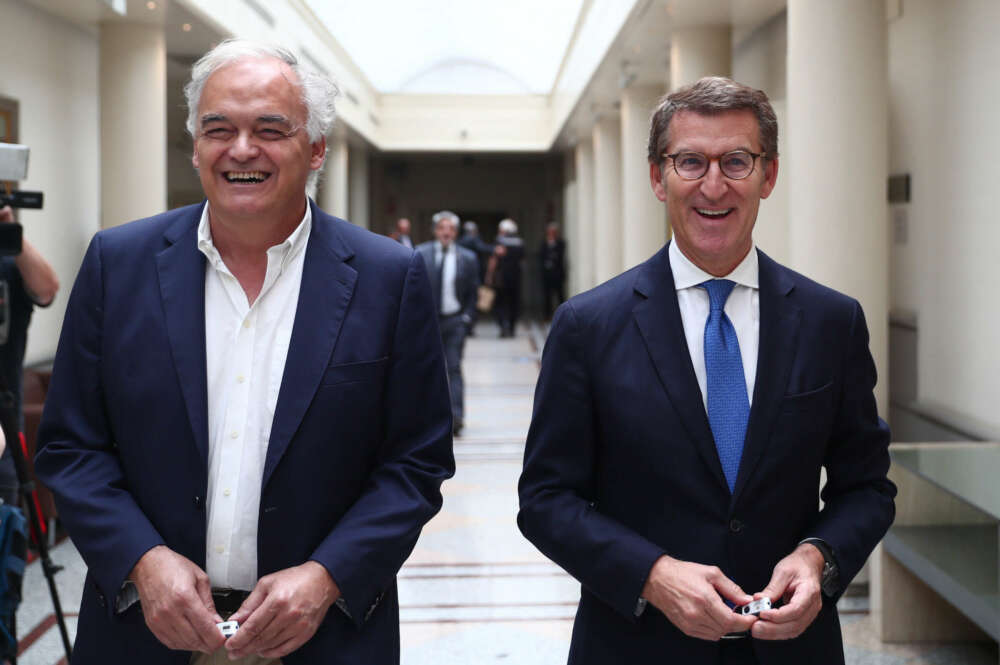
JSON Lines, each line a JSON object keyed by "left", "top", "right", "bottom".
{"left": 670, "top": 26, "right": 732, "bottom": 91}
{"left": 787, "top": 0, "right": 889, "bottom": 413}
{"left": 573, "top": 139, "right": 595, "bottom": 292}
{"left": 100, "top": 22, "right": 166, "bottom": 228}
{"left": 621, "top": 85, "right": 667, "bottom": 269}
{"left": 320, "top": 133, "right": 348, "bottom": 219}
{"left": 348, "top": 145, "right": 369, "bottom": 228}
{"left": 592, "top": 116, "right": 622, "bottom": 285}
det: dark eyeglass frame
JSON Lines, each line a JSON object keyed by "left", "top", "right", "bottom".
{"left": 663, "top": 149, "right": 765, "bottom": 180}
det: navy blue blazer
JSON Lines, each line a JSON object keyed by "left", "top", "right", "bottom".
{"left": 518, "top": 244, "right": 895, "bottom": 664}
{"left": 35, "top": 201, "right": 455, "bottom": 664}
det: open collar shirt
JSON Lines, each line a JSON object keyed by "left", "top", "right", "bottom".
{"left": 197, "top": 200, "right": 310, "bottom": 591}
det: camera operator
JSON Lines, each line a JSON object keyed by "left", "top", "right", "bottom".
{"left": 0, "top": 205, "right": 58, "bottom": 504}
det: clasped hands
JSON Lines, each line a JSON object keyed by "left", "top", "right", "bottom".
{"left": 641, "top": 543, "right": 825, "bottom": 641}
{"left": 129, "top": 545, "right": 340, "bottom": 658}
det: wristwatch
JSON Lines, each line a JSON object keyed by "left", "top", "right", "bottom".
{"left": 801, "top": 538, "right": 840, "bottom": 597}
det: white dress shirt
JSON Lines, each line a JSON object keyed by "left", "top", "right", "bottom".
{"left": 198, "top": 201, "right": 310, "bottom": 591}
{"left": 435, "top": 241, "right": 461, "bottom": 316}
{"left": 668, "top": 241, "right": 759, "bottom": 410}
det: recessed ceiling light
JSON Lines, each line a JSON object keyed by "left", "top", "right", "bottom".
{"left": 182, "top": 23, "right": 192, "bottom": 32}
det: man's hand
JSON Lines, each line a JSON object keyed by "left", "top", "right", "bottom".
{"left": 225, "top": 561, "right": 340, "bottom": 659}
{"left": 129, "top": 545, "right": 225, "bottom": 653}
{"left": 641, "top": 555, "right": 757, "bottom": 641}
{"left": 0, "top": 206, "right": 12, "bottom": 223}
{"left": 751, "top": 543, "right": 825, "bottom": 640}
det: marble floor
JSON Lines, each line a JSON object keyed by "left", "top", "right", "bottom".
{"left": 12, "top": 322, "right": 998, "bottom": 664}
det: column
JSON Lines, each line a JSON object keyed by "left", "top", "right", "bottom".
{"left": 562, "top": 150, "right": 579, "bottom": 296}
{"left": 670, "top": 26, "right": 732, "bottom": 90}
{"left": 100, "top": 22, "right": 166, "bottom": 228}
{"left": 573, "top": 139, "right": 595, "bottom": 292}
{"left": 621, "top": 85, "right": 666, "bottom": 269}
{"left": 319, "top": 134, "right": 349, "bottom": 219}
{"left": 592, "top": 116, "right": 622, "bottom": 285}
{"left": 787, "top": 0, "right": 888, "bottom": 413}
{"left": 348, "top": 145, "right": 370, "bottom": 228}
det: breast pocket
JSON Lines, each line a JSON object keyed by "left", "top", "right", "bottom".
{"left": 781, "top": 380, "right": 834, "bottom": 413}
{"left": 321, "top": 357, "right": 389, "bottom": 387}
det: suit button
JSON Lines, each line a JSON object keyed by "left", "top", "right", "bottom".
{"left": 729, "top": 519, "right": 744, "bottom": 533}
{"left": 97, "top": 590, "right": 106, "bottom": 607}
{"left": 193, "top": 495, "right": 203, "bottom": 509}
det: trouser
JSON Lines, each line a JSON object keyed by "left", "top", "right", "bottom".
{"left": 439, "top": 313, "right": 468, "bottom": 424}
{"left": 541, "top": 276, "right": 565, "bottom": 320}
{"left": 494, "top": 286, "right": 520, "bottom": 336}
{"left": 719, "top": 637, "right": 759, "bottom": 664}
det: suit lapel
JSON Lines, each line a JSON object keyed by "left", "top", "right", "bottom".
{"left": 156, "top": 206, "right": 210, "bottom": 466}
{"left": 731, "top": 250, "right": 801, "bottom": 503}
{"left": 632, "top": 246, "right": 730, "bottom": 494}
{"left": 262, "top": 203, "right": 357, "bottom": 487}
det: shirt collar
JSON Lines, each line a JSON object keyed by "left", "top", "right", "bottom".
{"left": 668, "top": 240, "right": 759, "bottom": 291}
{"left": 197, "top": 199, "right": 312, "bottom": 271}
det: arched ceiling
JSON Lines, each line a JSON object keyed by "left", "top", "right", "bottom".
{"left": 304, "top": 0, "right": 586, "bottom": 94}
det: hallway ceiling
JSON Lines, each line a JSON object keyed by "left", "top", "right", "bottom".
{"left": 303, "top": 0, "right": 586, "bottom": 94}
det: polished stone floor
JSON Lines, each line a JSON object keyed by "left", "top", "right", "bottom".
{"left": 12, "top": 322, "right": 998, "bottom": 664}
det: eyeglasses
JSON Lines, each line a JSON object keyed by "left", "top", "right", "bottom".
{"left": 664, "top": 150, "right": 764, "bottom": 180}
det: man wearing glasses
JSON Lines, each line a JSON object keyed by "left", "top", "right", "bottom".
{"left": 518, "top": 77, "right": 894, "bottom": 664}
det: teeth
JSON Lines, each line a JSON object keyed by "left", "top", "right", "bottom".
{"left": 697, "top": 208, "right": 732, "bottom": 217}
{"left": 225, "top": 171, "right": 268, "bottom": 183}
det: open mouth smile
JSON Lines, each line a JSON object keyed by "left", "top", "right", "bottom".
{"left": 224, "top": 170, "right": 271, "bottom": 184}
{"left": 695, "top": 208, "right": 734, "bottom": 219}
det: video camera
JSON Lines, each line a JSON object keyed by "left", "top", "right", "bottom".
{"left": 0, "top": 143, "right": 45, "bottom": 256}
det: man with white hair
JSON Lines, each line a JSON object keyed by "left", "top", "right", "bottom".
{"left": 36, "top": 39, "right": 454, "bottom": 665}
{"left": 493, "top": 218, "right": 524, "bottom": 337}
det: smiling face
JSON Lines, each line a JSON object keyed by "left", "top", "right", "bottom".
{"left": 192, "top": 57, "right": 325, "bottom": 229}
{"left": 649, "top": 109, "right": 778, "bottom": 276}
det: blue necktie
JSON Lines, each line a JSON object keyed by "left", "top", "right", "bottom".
{"left": 700, "top": 279, "right": 750, "bottom": 493}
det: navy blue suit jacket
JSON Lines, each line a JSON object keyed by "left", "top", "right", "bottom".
{"left": 35, "top": 201, "right": 455, "bottom": 664}
{"left": 518, "top": 244, "right": 895, "bottom": 664}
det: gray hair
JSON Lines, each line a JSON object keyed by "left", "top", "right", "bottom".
{"left": 498, "top": 218, "right": 518, "bottom": 236}
{"left": 432, "top": 210, "right": 460, "bottom": 229}
{"left": 647, "top": 76, "right": 778, "bottom": 169}
{"left": 184, "top": 39, "right": 338, "bottom": 143}
{"left": 184, "top": 39, "right": 339, "bottom": 191}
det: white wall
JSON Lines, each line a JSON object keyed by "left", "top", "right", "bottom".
{"left": 0, "top": 0, "right": 100, "bottom": 364}
{"left": 888, "top": 0, "right": 1000, "bottom": 436}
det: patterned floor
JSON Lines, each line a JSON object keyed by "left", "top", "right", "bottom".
{"left": 14, "top": 322, "right": 997, "bottom": 664}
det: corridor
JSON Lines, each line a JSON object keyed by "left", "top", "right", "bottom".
{"left": 11, "top": 324, "right": 997, "bottom": 664}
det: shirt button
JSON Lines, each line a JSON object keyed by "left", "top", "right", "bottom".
{"left": 223, "top": 489, "right": 231, "bottom": 497}
{"left": 215, "top": 546, "right": 224, "bottom": 554}
{"left": 230, "top": 431, "right": 239, "bottom": 439}
{"left": 237, "top": 375, "right": 246, "bottom": 383}
{"left": 729, "top": 519, "right": 744, "bottom": 534}
{"left": 243, "top": 320, "right": 251, "bottom": 329}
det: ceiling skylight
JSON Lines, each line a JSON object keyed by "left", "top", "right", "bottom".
{"left": 305, "top": 0, "right": 586, "bottom": 94}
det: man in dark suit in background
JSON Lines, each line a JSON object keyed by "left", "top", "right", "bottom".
{"left": 417, "top": 210, "right": 479, "bottom": 435}
{"left": 518, "top": 77, "right": 895, "bottom": 664}
{"left": 538, "top": 221, "right": 566, "bottom": 320}
{"left": 493, "top": 218, "right": 524, "bottom": 338}
{"left": 35, "top": 39, "right": 453, "bottom": 665}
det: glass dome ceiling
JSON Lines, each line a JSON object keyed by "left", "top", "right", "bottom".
{"left": 305, "top": 0, "right": 586, "bottom": 94}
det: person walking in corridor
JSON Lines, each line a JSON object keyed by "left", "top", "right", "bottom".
{"left": 417, "top": 210, "right": 479, "bottom": 435}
